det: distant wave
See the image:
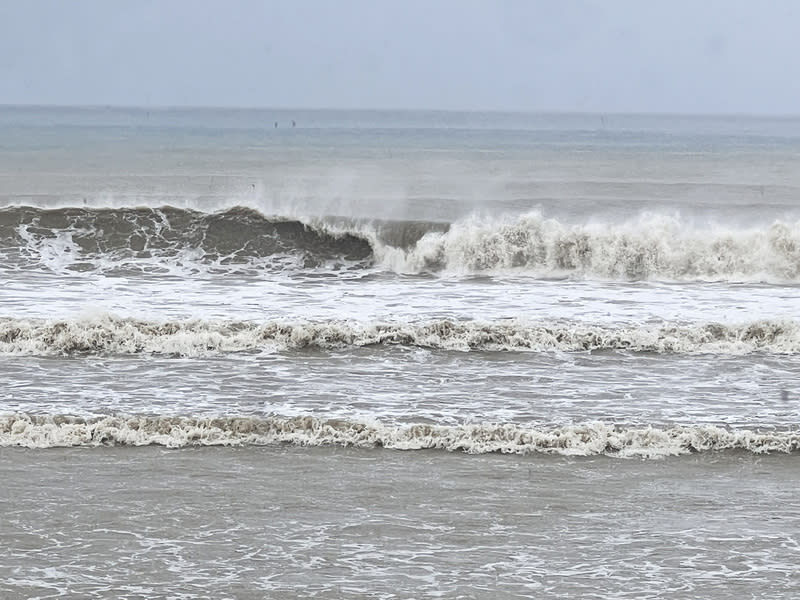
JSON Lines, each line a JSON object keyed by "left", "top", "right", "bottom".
{"left": 3, "top": 206, "right": 800, "bottom": 281}
{"left": 3, "top": 414, "right": 798, "bottom": 457}
{"left": 1, "top": 315, "right": 798, "bottom": 356}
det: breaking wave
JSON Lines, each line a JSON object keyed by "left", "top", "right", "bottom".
{"left": 2, "top": 205, "right": 800, "bottom": 281}
{"left": 3, "top": 414, "right": 798, "bottom": 457}
{"left": 372, "top": 212, "right": 800, "bottom": 281}
{"left": 0, "top": 206, "right": 381, "bottom": 274}
{"left": 0, "top": 315, "right": 798, "bottom": 356}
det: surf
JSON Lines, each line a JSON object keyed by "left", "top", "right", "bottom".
{"left": 3, "top": 413, "right": 799, "bottom": 457}
{"left": 1, "top": 314, "right": 798, "bottom": 356}
{"left": 3, "top": 205, "right": 800, "bottom": 282}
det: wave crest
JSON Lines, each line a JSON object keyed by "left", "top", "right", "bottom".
{"left": 1, "top": 206, "right": 375, "bottom": 273}
{"left": 2, "top": 414, "right": 798, "bottom": 457}
{"left": 372, "top": 213, "right": 800, "bottom": 281}
{"left": 0, "top": 315, "right": 798, "bottom": 356}
{"left": 4, "top": 206, "right": 800, "bottom": 281}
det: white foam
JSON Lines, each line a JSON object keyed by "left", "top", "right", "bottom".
{"left": 0, "top": 315, "right": 797, "bottom": 356}
{"left": 363, "top": 212, "right": 800, "bottom": 282}
{"left": 7, "top": 207, "right": 800, "bottom": 282}
{"left": 2, "top": 414, "right": 798, "bottom": 458}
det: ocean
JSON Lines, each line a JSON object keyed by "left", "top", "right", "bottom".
{"left": 1, "top": 106, "right": 799, "bottom": 598}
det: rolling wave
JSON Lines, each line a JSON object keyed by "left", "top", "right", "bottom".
{"left": 2, "top": 414, "right": 798, "bottom": 457}
{"left": 2, "top": 205, "right": 800, "bottom": 281}
{"left": 372, "top": 212, "right": 800, "bottom": 281}
{"left": 0, "top": 206, "right": 378, "bottom": 273}
{"left": 0, "top": 315, "right": 797, "bottom": 356}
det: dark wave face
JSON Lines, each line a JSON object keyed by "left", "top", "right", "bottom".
{"left": 2, "top": 205, "right": 800, "bottom": 281}
{"left": 0, "top": 206, "right": 378, "bottom": 273}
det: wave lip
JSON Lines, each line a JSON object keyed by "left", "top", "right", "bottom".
{"left": 0, "top": 315, "right": 799, "bottom": 356}
{"left": 1, "top": 206, "right": 375, "bottom": 273}
{"left": 2, "top": 414, "right": 798, "bottom": 458}
{"left": 4, "top": 205, "right": 800, "bottom": 282}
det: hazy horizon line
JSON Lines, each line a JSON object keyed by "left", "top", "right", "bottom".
{"left": 2, "top": 102, "right": 800, "bottom": 119}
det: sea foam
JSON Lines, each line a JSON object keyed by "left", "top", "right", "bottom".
{"left": 2, "top": 414, "right": 798, "bottom": 458}
{"left": 0, "top": 315, "right": 798, "bottom": 356}
{"left": 3, "top": 206, "right": 800, "bottom": 281}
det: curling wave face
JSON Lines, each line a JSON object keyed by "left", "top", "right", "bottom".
{"left": 0, "top": 206, "right": 377, "bottom": 274}
{"left": 0, "top": 315, "right": 798, "bottom": 356}
{"left": 2, "top": 206, "right": 800, "bottom": 281}
{"left": 2, "top": 414, "right": 798, "bottom": 457}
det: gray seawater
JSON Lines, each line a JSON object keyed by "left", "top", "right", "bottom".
{"left": 1, "top": 106, "right": 800, "bottom": 598}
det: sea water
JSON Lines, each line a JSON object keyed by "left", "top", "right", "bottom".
{"left": 1, "top": 106, "right": 799, "bottom": 598}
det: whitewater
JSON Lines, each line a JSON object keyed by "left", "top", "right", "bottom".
{"left": 4, "top": 205, "right": 800, "bottom": 281}
{"left": 2, "top": 107, "right": 800, "bottom": 599}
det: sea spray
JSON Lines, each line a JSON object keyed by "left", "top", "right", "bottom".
{"left": 4, "top": 206, "right": 800, "bottom": 281}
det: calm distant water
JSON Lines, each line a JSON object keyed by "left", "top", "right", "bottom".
{"left": 1, "top": 106, "right": 800, "bottom": 599}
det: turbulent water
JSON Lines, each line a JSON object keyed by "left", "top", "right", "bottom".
{"left": 2, "top": 314, "right": 800, "bottom": 356}
{"left": 5, "top": 204, "right": 800, "bottom": 280}
{"left": 5, "top": 414, "right": 800, "bottom": 457}
{"left": 2, "top": 107, "right": 800, "bottom": 599}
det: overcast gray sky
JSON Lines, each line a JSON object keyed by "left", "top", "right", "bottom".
{"left": 1, "top": 0, "right": 799, "bottom": 113}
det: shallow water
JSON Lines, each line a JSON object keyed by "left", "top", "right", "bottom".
{"left": 2, "top": 446, "right": 799, "bottom": 599}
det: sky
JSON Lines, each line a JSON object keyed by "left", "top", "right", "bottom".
{"left": 1, "top": 0, "right": 799, "bottom": 114}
